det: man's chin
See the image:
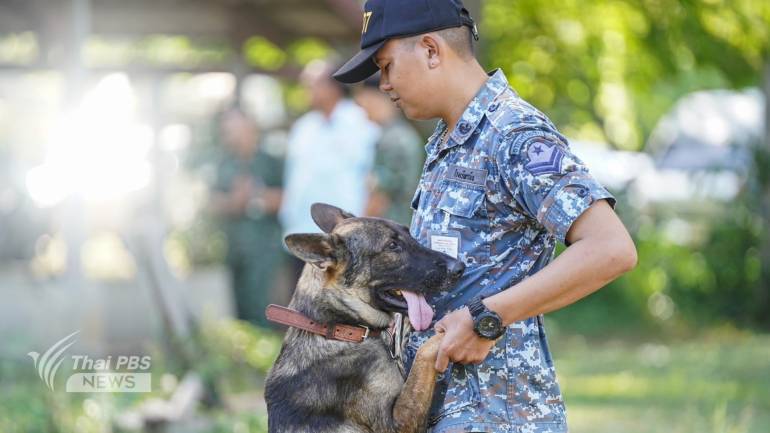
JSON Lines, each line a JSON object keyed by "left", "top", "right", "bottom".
{"left": 400, "top": 105, "right": 430, "bottom": 121}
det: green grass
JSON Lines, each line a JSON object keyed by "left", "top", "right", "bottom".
{"left": 554, "top": 333, "right": 770, "bottom": 433}
{"left": 3, "top": 331, "right": 768, "bottom": 433}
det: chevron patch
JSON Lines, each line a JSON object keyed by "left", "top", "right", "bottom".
{"left": 524, "top": 141, "right": 564, "bottom": 175}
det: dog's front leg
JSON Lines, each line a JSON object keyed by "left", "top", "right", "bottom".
{"left": 391, "top": 333, "right": 443, "bottom": 433}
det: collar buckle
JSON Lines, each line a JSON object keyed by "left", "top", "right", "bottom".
{"left": 359, "top": 325, "right": 370, "bottom": 340}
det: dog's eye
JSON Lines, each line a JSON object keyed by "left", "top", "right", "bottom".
{"left": 387, "top": 241, "right": 400, "bottom": 251}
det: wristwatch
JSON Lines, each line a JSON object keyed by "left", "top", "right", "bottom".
{"left": 467, "top": 296, "right": 505, "bottom": 340}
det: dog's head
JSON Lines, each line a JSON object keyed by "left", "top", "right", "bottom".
{"left": 285, "top": 203, "right": 464, "bottom": 331}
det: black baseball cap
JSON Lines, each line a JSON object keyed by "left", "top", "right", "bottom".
{"left": 333, "top": 0, "right": 478, "bottom": 84}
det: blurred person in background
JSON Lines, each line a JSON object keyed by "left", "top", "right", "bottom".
{"left": 279, "top": 59, "right": 379, "bottom": 283}
{"left": 210, "top": 107, "right": 284, "bottom": 328}
{"left": 355, "top": 73, "right": 424, "bottom": 225}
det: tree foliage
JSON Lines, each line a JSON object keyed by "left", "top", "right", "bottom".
{"left": 482, "top": 1, "right": 770, "bottom": 330}
{"left": 482, "top": 0, "right": 770, "bottom": 151}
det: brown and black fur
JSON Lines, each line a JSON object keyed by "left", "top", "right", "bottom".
{"left": 265, "top": 203, "right": 464, "bottom": 433}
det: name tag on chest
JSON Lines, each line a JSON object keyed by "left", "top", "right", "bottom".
{"left": 447, "top": 165, "right": 487, "bottom": 186}
{"left": 429, "top": 230, "right": 461, "bottom": 260}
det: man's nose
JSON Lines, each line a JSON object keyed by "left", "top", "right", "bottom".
{"left": 379, "top": 76, "right": 392, "bottom": 92}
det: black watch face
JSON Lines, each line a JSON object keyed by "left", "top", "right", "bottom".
{"left": 477, "top": 314, "right": 502, "bottom": 339}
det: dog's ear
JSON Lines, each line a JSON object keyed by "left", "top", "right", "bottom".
{"left": 284, "top": 233, "right": 337, "bottom": 270}
{"left": 311, "top": 203, "right": 355, "bottom": 233}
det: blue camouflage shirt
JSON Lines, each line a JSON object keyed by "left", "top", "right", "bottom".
{"left": 405, "top": 70, "right": 615, "bottom": 433}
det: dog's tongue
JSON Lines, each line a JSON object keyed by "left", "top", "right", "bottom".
{"left": 401, "top": 291, "right": 434, "bottom": 331}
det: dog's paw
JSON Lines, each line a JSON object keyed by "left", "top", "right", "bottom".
{"left": 415, "top": 333, "right": 443, "bottom": 360}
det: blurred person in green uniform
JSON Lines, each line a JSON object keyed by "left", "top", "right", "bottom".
{"left": 355, "top": 74, "right": 424, "bottom": 225}
{"left": 210, "top": 108, "right": 284, "bottom": 327}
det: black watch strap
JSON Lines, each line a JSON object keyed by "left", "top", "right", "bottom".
{"left": 467, "top": 296, "right": 486, "bottom": 317}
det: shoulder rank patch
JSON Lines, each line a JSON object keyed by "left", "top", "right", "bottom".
{"left": 525, "top": 140, "right": 564, "bottom": 175}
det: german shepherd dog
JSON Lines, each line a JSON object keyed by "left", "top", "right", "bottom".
{"left": 265, "top": 203, "right": 465, "bottom": 433}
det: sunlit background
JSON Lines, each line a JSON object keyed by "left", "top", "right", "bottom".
{"left": 1, "top": 0, "right": 769, "bottom": 432}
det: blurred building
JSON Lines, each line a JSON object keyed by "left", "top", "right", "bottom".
{"left": 0, "top": 0, "right": 371, "bottom": 355}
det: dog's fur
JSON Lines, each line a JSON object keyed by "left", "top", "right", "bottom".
{"left": 265, "top": 203, "right": 464, "bottom": 433}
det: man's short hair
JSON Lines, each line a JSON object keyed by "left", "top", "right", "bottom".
{"left": 302, "top": 58, "right": 351, "bottom": 97}
{"left": 436, "top": 26, "right": 475, "bottom": 59}
{"left": 402, "top": 26, "right": 475, "bottom": 60}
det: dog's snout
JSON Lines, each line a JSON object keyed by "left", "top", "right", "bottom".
{"left": 446, "top": 259, "right": 465, "bottom": 279}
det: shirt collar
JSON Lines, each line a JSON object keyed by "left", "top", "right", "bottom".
{"left": 425, "top": 69, "right": 510, "bottom": 158}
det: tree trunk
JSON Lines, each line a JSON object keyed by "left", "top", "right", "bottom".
{"left": 759, "top": 56, "right": 770, "bottom": 326}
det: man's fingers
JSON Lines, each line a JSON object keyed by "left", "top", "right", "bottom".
{"left": 434, "top": 318, "right": 447, "bottom": 332}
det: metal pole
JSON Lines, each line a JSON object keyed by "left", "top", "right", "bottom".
{"left": 62, "top": 0, "right": 90, "bottom": 284}
{"left": 67, "top": 0, "right": 90, "bottom": 104}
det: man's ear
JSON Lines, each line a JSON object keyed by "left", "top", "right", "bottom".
{"left": 284, "top": 233, "right": 337, "bottom": 270}
{"left": 311, "top": 203, "right": 355, "bottom": 233}
{"left": 420, "top": 34, "right": 441, "bottom": 69}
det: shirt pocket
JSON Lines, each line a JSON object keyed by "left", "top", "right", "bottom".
{"left": 433, "top": 181, "right": 490, "bottom": 266}
{"left": 428, "top": 363, "right": 481, "bottom": 425}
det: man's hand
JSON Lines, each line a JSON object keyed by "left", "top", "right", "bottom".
{"left": 230, "top": 175, "right": 255, "bottom": 213}
{"left": 433, "top": 307, "right": 497, "bottom": 372}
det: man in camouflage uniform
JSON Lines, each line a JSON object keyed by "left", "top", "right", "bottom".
{"left": 210, "top": 108, "right": 285, "bottom": 328}
{"left": 334, "top": 1, "right": 638, "bottom": 432}
{"left": 355, "top": 74, "right": 424, "bottom": 225}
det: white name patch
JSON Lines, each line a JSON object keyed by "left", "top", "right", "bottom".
{"left": 429, "top": 231, "right": 460, "bottom": 260}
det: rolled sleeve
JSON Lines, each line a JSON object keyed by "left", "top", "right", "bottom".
{"left": 498, "top": 129, "right": 615, "bottom": 244}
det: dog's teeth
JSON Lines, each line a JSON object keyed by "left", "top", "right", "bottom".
{"left": 394, "top": 290, "right": 402, "bottom": 295}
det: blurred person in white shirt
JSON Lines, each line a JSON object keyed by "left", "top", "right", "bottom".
{"left": 279, "top": 59, "right": 380, "bottom": 280}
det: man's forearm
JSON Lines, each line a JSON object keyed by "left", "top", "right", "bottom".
{"left": 484, "top": 234, "right": 636, "bottom": 326}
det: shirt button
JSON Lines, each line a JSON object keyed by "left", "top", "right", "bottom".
{"left": 488, "top": 103, "right": 499, "bottom": 112}
{"left": 458, "top": 122, "right": 471, "bottom": 134}
{"left": 577, "top": 187, "right": 588, "bottom": 197}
